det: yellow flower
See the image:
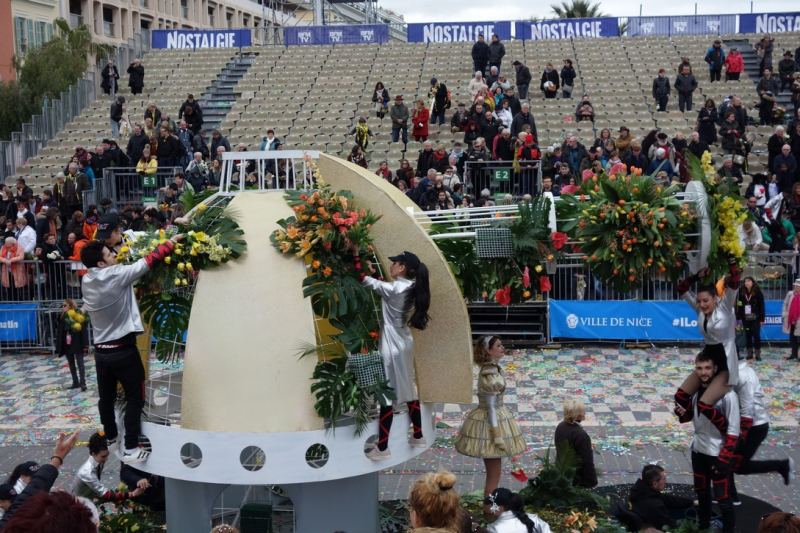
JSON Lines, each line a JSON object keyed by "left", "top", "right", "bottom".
{"left": 534, "top": 265, "right": 543, "bottom": 273}
{"left": 175, "top": 249, "right": 183, "bottom": 256}
{"left": 119, "top": 246, "right": 129, "bottom": 254}
{"left": 73, "top": 323, "right": 82, "bottom": 331}
{"left": 159, "top": 229, "right": 166, "bottom": 238}
{"left": 182, "top": 279, "right": 188, "bottom": 286}
{"left": 67, "top": 309, "right": 77, "bottom": 319}
{"left": 164, "top": 256, "right": 171, "bottom": 265}
{"left": 198, "top": 203, "right": 207, "bottom": 211}
{"left": 190, "top": 250, "right": 198, "bottom": 256}
{"left": 186, "top": 263, "right": 193, "bottom": 271}
{"left": 75, "top": 314, "right": 85, "bottom": 323}
{"left": 131, "top": 526, "right": 140, "bottom": 532}
{"left": 297, "top": 238, "right": 313, "bottom": 257}
{"left": 193, "top": 231, "right": 208, "bottom": 242}
{"left": 177, "top": 263, "right": 185, "bottom": 271}
{"left": 174, "top": 278, "right": 181, "bottom": 286}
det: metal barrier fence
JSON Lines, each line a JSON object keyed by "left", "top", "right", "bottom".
{"left": 463, "top": 160, "right": 543, "bottom": 199}
{"left": 0, "top": 75, "right": 97, "bottom": 182}
{"left": 84, "top": 167, "right": 182, "bottom": 210}
{"left": 0, "top": 259, "right": 85, "bottom": 353}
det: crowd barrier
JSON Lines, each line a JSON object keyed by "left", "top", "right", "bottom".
{"left": 84, "top": 167, "right": 182, "bottom": 210}
{"left": 463, "top": 160, "right": 543, "bottom": 199}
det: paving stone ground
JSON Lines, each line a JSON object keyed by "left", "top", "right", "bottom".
{"left": 1, "top": 344, "right": 798, "bottom": 515}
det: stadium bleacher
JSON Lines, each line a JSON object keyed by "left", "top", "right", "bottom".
{"left": 6, "top": 31, "right": 800, "bottom": 195}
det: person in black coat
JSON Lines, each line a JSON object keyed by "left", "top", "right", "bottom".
{"left": 736, "top": 276, "right": 766, "bottom": 361}
{"left": 120, "top": 464, "right": 165, "bottom": 512}
{"left": 156, "top": 128, "right": 183, "bottom": 168}
{"left": 126, "top": 59, "right": 144, "bottom": 95}
{"left": 56, "top": 299, "right": 90, "bottom": 390}
{"left": 415, "top": 142, "right": 436, "bottom": 178}
{"left": 540, "top": 62, "right": 559, "bottom": 99}
{"left": 688, "top": 132, "right": 710, "bottom": 159}
{"left": 561, "top": 60, "right": 576, "bottom": 99}
{"left": 100, "top": 60, "right": 119, "bottom": 95}
{"left": 696, "top": 99, "right": 718, "bottom": 145}
{"left": 768, "top": 127, "right": 786, "bottom": 174}
{"left": 126, "top": 125, "right": 149, "bottom": 164}
{"left": 471, "top": 34, "right": 489, "bottom": 75}
{"left": 623, "top": 143, "right": 649, "bottom": 172}
{"left": 554, "top": 399, "right": 597, "bottom": 488}
{"left": 629, "top": 465, "right": 696, "bottom": 531}
{"left": 178, "top": 95, "right": 202, "bottom": 120}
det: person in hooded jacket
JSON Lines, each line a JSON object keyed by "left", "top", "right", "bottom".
{"left": 652, "top": 69, "right": 671, "bottom": 112}
{"left": 560, "top": 60, "right": 576, "bottom": 99}
{"left": 704, "top": 40, "right": 726, "bottom": 83}
{"left": 487, "top": 34, "right": 505, "bottom": 72}
{"left": 540, "top": 63, "right": 559, "bottom": 99}
{"left": 724, "top": 47, "right": 744, "bottom": 81}
{"left": 628, "top": 465, "right": 696, "bottom": 531}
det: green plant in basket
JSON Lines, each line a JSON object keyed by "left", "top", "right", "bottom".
{"left": 558, "top": 164, "right": 695, "bottom": 293}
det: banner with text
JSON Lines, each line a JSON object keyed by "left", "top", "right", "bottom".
{"left": 407, "top": 21, "right": 512, "bottom": 43}
{"left": 151, "top": 29, "right": 251, "bottom": 49}
{"left": 549, "top": 300, "right": 788, "bottom": 341}
{"left": 285, "top": 24, "right": 389, "bottom": 46}
{"left": 0, "top": 304, "right": 38, "bottom": 342}
{"left": 518, "top": 18, "right": 619, "bottom": 40}
{"left": 627, "top": 15, "right": 736, "bottom": 36}
{"left": 740, "top": 12, "right": 800, "bottom": 34}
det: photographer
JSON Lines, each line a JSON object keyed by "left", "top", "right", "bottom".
{"left": 126, "top": 59, "right": 145, "bottom": 95}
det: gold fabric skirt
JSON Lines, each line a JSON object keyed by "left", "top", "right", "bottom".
{"left": 454, "top": 397, "right": 526, "bottom": 458}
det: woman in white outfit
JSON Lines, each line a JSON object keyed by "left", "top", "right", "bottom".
{"left": 486, "top": 488, "right": 552, "bottom": 533}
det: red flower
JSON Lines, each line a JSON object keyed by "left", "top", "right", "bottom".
{"left": 551, "top": 232, "right": 568, "bottom": 249}
{"left": 511, "top": 468, "right": 528, "bottom": 482}
{"left": 561, "top": 184, "right": 579, "bottom": 195}
{"left": 540, "top": 275, "right": 552, "bottom": 292}
{"left": 494, "top": 286, "right": 511, "bottom": 306}
{"left": 610, "top": 163, "right": 627, "bottom": 175}
{"left": 522, "top": 267, "right": 530, "bottom": 289}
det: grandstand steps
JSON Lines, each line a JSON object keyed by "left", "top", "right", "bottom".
{"left": 726, "top": 38, "right": 793, "bottom": 110}
{"left": 200, "top": 55, "right": 256, "bottom": 130}
{"left": 467, "top": 302, "right": 547, "bottom": 344}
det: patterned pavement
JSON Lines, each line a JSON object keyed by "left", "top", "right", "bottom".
{"left": 1, "top": 345, "right": 799, "bottom": 513}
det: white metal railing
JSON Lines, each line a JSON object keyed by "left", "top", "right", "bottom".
{"left": 219, "top": 150, "right": 320, "bottom": 193}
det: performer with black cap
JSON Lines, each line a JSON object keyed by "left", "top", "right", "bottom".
{"left": 348, "top": 245, "right": 431, "bottom": 460}
{"left": 81, "top": 230, "right": 182, "bottom": 464}
{"left": 0, "top": 484, "right": 17, "bottom": 521}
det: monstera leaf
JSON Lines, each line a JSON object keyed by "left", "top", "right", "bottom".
{"left": 302, "top": 274, "right": 370, "bottom": 319}
{"left": 139, "top": 292, "right": 192, "bottom": 362}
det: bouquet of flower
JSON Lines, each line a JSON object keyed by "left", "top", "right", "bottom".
{"left": 562, "top": 510, "right": 599, "bottom": 533}
{"left": 64, "top": 308, "right": 88, "bottom": 332}
{"left": 46, "top": 250, "right": 62, "bottom": 261}
{"left": 558, "top": 164, "right": 695, "bottom": 293}
{"left": 688, "top": 152, "right": 750, "bottom": 281}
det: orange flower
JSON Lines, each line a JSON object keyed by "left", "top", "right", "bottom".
{"left": 312, "top": 260, "right": 320, "bottom": 269}
{"left": 286, "top": 226, "right": 299, "bottom": 239}
{"left": 369, "top": 331, "right": 380, "bottom": 339}
{"left": 322, "top": 266, "right": 332, "bottom": 276}
{"left": 311, "top": 215, "right": 318, "bottom": 222}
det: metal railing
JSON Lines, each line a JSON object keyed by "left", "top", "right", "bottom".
{"left": 0, "top": 74, "right": 97, "bottom": 182}
{"left": 84, "top": 166, "right": 183, "bottom": 209}
{"left": 103, "top": 22, "right": 115, "bottom": 38}
{"left": 463, "top": 160, "right": 543, "bottom": 199}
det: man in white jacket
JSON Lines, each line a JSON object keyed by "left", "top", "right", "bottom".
{"left": 739, "top": 221, "right": 767, "bottom": 252}
{"left": 14, "top": 219, "right": 36, "bottom": 255}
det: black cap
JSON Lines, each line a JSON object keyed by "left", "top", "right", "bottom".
{"left": 484, "top": 488, "right": 513, "bottom": 507}
{"left": 117, "top": 96, "right": 125, "bottom": 103}
{"left": 95, "top": 214, "right": 120, "bottom": 240}
{"left": 0, "top": 484, "right": 17, "bottom": 501}
{"left": 18, "top": 462, "right": 39, "bottom": 477}
{"left": 657, "top": 132, "right": 668, "bottom": 140}
{"left": 619, "top": 126, "right": 630, "bottom": 133}
{"left": 388, "top": 251, "right": 421, "bottom": 271}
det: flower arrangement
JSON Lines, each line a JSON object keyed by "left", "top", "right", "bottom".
{"left": 562, "top": 510, "right": 599, "bottom": 533}
{"left": 271, "top": 157, "right": 392, "bottom": 435}
{"left": 687, "top": 152, "right": 750, "bottom": 281}
{"left": 98, "top": 500, "right": 161, "bottom": 533}
{"left": 64, "top": 308, "right": 88, "bottom": 332}
{"left": 115, "top": 196, "right": 246, "bottom": 361}
{"left": 46, "top": 249, "right": 62, "bottom": 261}
{"left": 558, "top": 164, "right": 695, "bottom": 293}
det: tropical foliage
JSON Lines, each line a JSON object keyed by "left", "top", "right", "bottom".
{"left": 551, "top": 0, "right": 607, "bottom": 18}
{"left": 558, "top": 164, "right": 696, "bottom": 293}
{"left": 433, "top": 197, "right": 568, "bottom": 305}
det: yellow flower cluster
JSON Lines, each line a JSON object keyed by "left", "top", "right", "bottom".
{"left": 701, "top": 151, "right": 714, "bottom": 176}
{"left": 562, "top": 510, "right": 599, "bottom": 532}
{"left": 717, "top": 197, "right": 748, "bottom": 259}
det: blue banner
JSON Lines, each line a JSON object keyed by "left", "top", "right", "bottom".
{"left": 549, "top": 300, "right": 788, "bottom": 341}
{"left": 151, "top": 29, "right": 251, "bottom": 49}
{"left": 740, "top": 12, "right": 800, "bottom": 34}
{"left": 518, "top": 18, "right": 619, "bottom": 40}
{"left": 284, "top": 24, "right": 389, "bottom": 46}
{"left": 0, "top": 304, "right": 37, "bottom": 342}
{"left": 407, "top": 21, "right": 512, "bottom": 43}
{"left": 627, "top": 15, "right": 735, "bottom": 36}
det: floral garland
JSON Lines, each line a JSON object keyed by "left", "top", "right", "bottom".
{"left": 64, "top": 308, "right": 88, "bottom": 332}
{"left": 558, "top": 164, "right": 695, "bottom": 293}
{"left": 270, "top": 156, "right": 392, "bottom": 435}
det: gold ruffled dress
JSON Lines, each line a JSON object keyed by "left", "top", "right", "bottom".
{"left": 454, "top": 362, "right": 526, "bottom": 458}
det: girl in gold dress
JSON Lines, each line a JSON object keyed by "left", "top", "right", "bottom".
{"left": 455, "top": 335, "right": 526, "bottom": 512}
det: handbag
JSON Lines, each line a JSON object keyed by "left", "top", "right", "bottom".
{"left": 563, "top": 83, "right": 574, "bottom": 93}
{"left": 757, "top": 48, "right": 765, "bottom": 59}
{"left": 735, "top": 328, "right": 747, "bottom": 350}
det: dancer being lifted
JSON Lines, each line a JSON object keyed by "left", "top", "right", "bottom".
{"left": 348, "top": 244, "right": 431, "bottom": 461}
{"left": 674, "top": 260, "right": 740, "bottom": 433}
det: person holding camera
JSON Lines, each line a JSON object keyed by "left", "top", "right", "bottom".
{"left": 126, "top": 59, "right": 145, "bottom": 96}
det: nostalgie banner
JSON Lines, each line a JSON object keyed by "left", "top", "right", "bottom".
{"left": 406, "top": 21, "right": 512, "bottom": 43}
{"left": 0, "top": 304, "right": 38, "bottom": 342}
{"left": 740, "top": 12, "right": 800, "bottom": 34}
{"left": 517, "top": 18, "right": 619, "bottom": 40}
{"left": 627, "top": 15, "right": 736, "bottom": 36}
{"left": 151, "top": 29, "right": 251, "bottom": 49}
{"left": 549, "top": 300, "right": 788, "bottom": 341}
{"left": 284, "top": 24, "right": 389, "bottom": 46}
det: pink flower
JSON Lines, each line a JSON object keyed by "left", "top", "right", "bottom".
{"left": 582, "top": 169, "right": 595, "bottom": 182}
{"left": 561, "top": 185, "right": 579, "bottom": 195}
{"left": 522, "top": 267, "right": 531, "bottom": 288}
{"left": 610, "top": 163, "right": 627, "bottom": 176}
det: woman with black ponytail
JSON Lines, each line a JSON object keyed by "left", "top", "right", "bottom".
{"left": 70, "top": 432, "right": 145, "bottom": 502}
{"left": 485, "top": 489, "right": 552, "bottom": 533}
{"left": 484, "top": 489, "right": 550, "bottom": 533}
{"left": 349, "top": 245, "right": 431, "bottom": 461}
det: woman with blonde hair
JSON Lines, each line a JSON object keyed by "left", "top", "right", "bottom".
{"left": 0, "top": 237, "right": 27, "bottom": 301}
{"left": 554, "top": 399, "right": 597, "bottom": 488}
{"left": 412, "top": 99, "right": 430, "bottom": 142}
{"left": 455, "top": 336, "right": 525, "bottom": 517}
{"left": 408, "top": 471, "right": 461, "bottom": 532}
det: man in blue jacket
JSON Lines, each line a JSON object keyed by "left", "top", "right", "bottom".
{"left": 705, "top": 40, "right": 726, "bottom": 83}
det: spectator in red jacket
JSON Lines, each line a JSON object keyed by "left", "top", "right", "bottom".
{"left": 724, "top": 47, "right": 745, "bottom": 81}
